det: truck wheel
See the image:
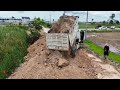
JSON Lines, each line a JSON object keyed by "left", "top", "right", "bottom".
{"left": 71, "top": 47, "right": 77, "bottom": 58}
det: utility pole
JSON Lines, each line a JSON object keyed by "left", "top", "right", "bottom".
{"left": 86, "top": 11, "right": 88, "bottom": 30}
{"left": 44, "top": 17, "right": 46, "bottom": 22}
{"left": 50, "top": 14, "right": 51, "bottom": 24}
{"left": 85, "top": 11, "right": 88, "bottom": 40}
{"left": 63, "top": 11, "right": 66, "bottom": 16}
{"left": 49, "top": 12, "right": 51, "bottom": 24}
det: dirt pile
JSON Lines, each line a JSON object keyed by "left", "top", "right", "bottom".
{"left": 57, "top": 58, "right": 69, "bottom": 67}
{"left": 8, "top": 32, "right": 120, "bottom": 79}
{"left": 44, "top": 16, "right": 77, "bottom": 67}
{"left": 8, "top": 32, "right": 99, "bottom": 79}
{"left": 44, "top": 50, "right": 65, "bottom": 68}
{"left": 25, "top": 32, "right": 69, "bottom": 69}
{"left": 48, "top": 16, "right": 76, "bottom": 33}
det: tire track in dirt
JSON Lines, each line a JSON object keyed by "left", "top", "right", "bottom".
{"left": 87, "top": 53, "right": 120, "bottom": 79}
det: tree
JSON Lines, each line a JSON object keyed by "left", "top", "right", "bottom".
{"left": 110, "top": 14, "right": 115, "bottom": 19}
{"left": 95, "top": 24, "right": 101, "bottom": 29}
{"left": 109, "top": 20, "right": 114, "bottom": 24}
{"left": 92, "top": 19, "right": 94, "bottom": 22}
{"left": 103, "top": 21, "right": 106, "bottom": 24}
{"left": 91, "top": 19, "right": 94, "bottom": 24}
{"left": 31, "top": 17, "right": 43, "bottom": 30}
{"left": 19, "top": 22, "right": 22, "bottom": 25}
{"left": 116, "top": 20, "right": 119, "bottom": 24}
{"left": 32, "top": 17, "right": 52, "bottom": 30}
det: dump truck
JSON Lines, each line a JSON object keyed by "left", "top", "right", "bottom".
{"left": 46, "top": 15, "right": 85, "bottom": 57}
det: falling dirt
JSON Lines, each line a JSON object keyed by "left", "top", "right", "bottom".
{"left": 8, "top": 32, "right": 120, "bottom": 79}
{"left": 48, "top": 16, "right": 77, "bottom": 33}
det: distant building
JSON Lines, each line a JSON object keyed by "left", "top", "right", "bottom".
{"left": 22, "top": 17, "right": 30, "bottom": 24}
{"left": 46, "top": 21, "right": 50, "bottom": 23}
{"left": 0, "top": 18, "right": 22, "bottom": 25}
{"left": 95, "top": 22, "right": 103, "bottom": 24}
{"left": 0, "top": 16, "right": 30, "bottom": 25}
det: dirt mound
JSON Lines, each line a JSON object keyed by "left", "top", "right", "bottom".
{"left": 45, "top": 16, "right": 74, "bottom": 65}
{"left": 8, "top": 32, "right": 100, "bottom": 79}
{"left": 48, "top": 16, "right": 76, "bottom": 33}
{"left": 8, "top": 32, "right": 120, "bottom": 79}
{"left": 25, "top": 32, "right": 66, "bottom": 68}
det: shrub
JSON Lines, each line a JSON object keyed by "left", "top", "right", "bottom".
{"left": 95, "top": 25, "right": 101, "bottom": 29}
{"left": 18, "top": 25, "right": 29, "bottom": 30}
{"left": 109, "top": 20, "right": 114, "bottom": 24}
{"left": 27, "top": 30, "right": 40, "bottom": 45}
{"left": 116, "top": 20, "right": 119, "bottom": 24}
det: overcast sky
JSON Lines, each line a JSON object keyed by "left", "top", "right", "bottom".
{"left": 0, "top": 11, "right": 120, "bottom": 22}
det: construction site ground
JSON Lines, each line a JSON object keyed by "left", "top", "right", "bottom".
{"left": 8, "top": 29, "right": 120, "bottom": 79}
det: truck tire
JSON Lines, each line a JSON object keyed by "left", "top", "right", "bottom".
{"left": 71, "top": 46, "right": 77, "bottom": 58}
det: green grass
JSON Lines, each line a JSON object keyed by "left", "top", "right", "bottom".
{"left": 79, "top": 23, "right": 120, "bottom": 29}
{"left": 0, "top": 26, "right": 28, "bottom": 79}
{"left": 87, "top": 30, "right": 120, "bottom": 33}
{"left": 85, "top": 40, "right": 120, "bottom": 63}
{"left": 79, "top": 24, "right": 97, "bottom": 28}
{"left": 6, "top": 24, "right": 29, "bottom": 30}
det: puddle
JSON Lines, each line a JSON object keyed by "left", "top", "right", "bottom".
{"left": 87, "top": 35, "right": 97, "bottom": 38}
{"left": 100, "top": 44, "right": 120, "bottom": 55}
{"left": 88, "top": 33, "right": 120, "bottom": 55}
{"left": 109, "top": 45, "right": 120, "bottom": 54}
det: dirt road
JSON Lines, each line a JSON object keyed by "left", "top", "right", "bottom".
{"left": 8, "top": 32, "right": 120, "bottom": 79}
{"left": 87, "top": 53, "right": 120, "bottom": 79}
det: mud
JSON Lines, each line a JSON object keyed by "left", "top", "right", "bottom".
{"left": 87, "top": 32, "right": 120, "bottom": 55}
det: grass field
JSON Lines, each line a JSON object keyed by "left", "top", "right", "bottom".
{"left": 0, "top": 26, "right": 29, "bottom": 79}
{"left": 85, "top": 40, "right": 120, "bottom": 63}
{"left": 79, "top": 24, "right": 97, "bottom": 28}
{"left": 0, "top": 21, "right": 50, "bottom": 79}
{"left": 87, "top": 30, "right": 120, "bottom": 33}
{"left": 79, "top": 23, "right": 120, "bottom": 29}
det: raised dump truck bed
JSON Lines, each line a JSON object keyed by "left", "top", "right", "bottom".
{"left": 46, "top": 15, "right": 79, "bottom": 57}
{"left": 46, "top": 33, "right": 69, "bottom": 51}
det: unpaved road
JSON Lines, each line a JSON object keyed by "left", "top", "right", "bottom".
{"left": 42, "top": 27, "right": 50, "bottom": 33}
{"left": 81, "top": 28, "right": 120, "bottom": 31}
{"left": 8, "top": 31, "right": 120, "bottom": 79}
{"left": 87, "top": 53, "right": 120, "bottom": 79}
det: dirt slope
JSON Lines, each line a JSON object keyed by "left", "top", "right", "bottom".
{"left": 8, "top": 32, "right": 120, "bottom": 79}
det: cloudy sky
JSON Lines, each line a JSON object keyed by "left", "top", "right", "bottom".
{"left": 0, "top": 11, "right": 120, "bottom": 22}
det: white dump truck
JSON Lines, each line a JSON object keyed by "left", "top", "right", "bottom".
{"left": 46, "top": 15, "right": 86, "bottom": 57}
